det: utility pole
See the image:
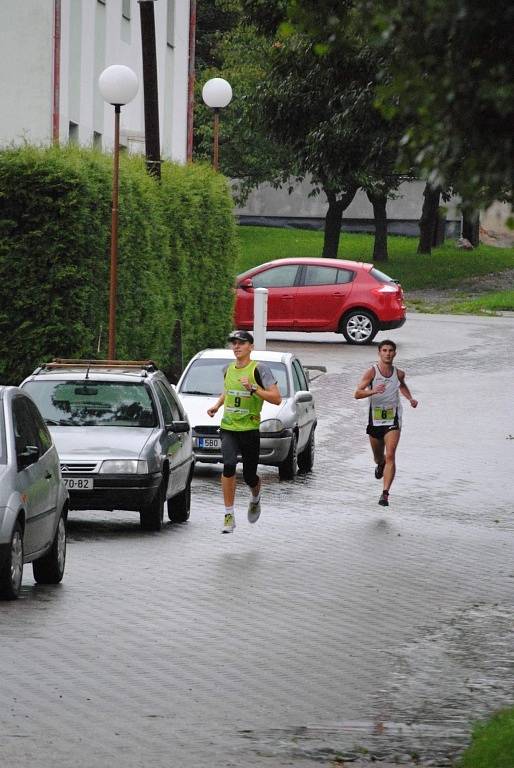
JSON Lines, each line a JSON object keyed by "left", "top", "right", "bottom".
{"left": 138, "top": 0, "right": 161, "bottom": 180}
{"left": 187, "top": 0, "right": 197, "bottom": 161}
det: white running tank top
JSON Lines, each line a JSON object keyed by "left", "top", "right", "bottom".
{"left": 369, "top": 364, "right": 402, "bottom": 427}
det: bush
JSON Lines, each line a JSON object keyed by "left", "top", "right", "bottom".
{"left": 0, "top": 146, "right": 237, "bottom": 383}
{"left": 0, "top": 146, "right": 111, "bottom": 382}
{"left": 160, "top": 162, "right": 238, "bottom": 368}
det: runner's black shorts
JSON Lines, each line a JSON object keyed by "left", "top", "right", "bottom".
{"left": 366, "top": 424, "right": 400, "bottom": 439}
{"left": 221, "top": 428, "right": 260, "bottom": 486}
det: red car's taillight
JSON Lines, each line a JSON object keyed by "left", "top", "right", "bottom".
{"left": 372, "top": 284, "right": 400, "bottom": 295}
{"left": 372, "top": 283, "right": 405, "bottom": 308}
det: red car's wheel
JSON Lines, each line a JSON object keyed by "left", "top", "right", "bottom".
{"left": 340, "top": 310, "right": 377, "bottom": 344}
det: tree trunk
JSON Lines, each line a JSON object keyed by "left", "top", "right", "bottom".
{"left": 417, "top": 183, "right": 441, "bottom": 254}
{"left": 322, "top": 188, "right": 357, "bottom": 258}
{"left": 432, "top": 208, "right": 446, "bottom": 246}
{"left": 367, "top": 190, "right": 388, "bottom": 262}
{"left": 462, "top": 210, "right": 480, "bottom": 247}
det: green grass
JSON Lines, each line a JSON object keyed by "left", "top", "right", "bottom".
{"left": 457, "top": 708, "right": 514, "bottom": 768}
{"left": 450, "top": 291, "right": 514, "bottom": 313}
{"left": 236, "top": 225, "right": 514, "bottom": 292}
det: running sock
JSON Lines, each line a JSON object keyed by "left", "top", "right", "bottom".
{"left": 225, "top": 506, "right": 235, "bottom": 515}
{"left": 250, "top": 492, "right": 261, "bottom": 504}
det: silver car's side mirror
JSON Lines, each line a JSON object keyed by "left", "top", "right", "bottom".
{"left": 295, "top": 392, "right": 312, "bottom": 404}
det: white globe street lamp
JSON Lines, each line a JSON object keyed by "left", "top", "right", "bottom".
{"left": 99, "top": 64, "right": 139, "bottom": 106}
{"left": 98, "top": 65, "right": 139, "bottom": 359}
{"left": 201, "top": 78, "right": 233, "bottom": 171}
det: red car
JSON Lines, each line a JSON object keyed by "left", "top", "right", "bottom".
{"left": 234, "top": 257, "right": 406, "bottom": 344}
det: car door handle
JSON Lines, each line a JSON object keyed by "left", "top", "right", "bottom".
{"left": 45, "top": 472, "right": 52, "bottom": 480}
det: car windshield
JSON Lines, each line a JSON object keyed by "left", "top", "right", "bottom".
{"left": 179, "top": 359, "right": 290, "bottom": 398}
{"left": 22, "top": 381, "right": 158, "bottom": 428}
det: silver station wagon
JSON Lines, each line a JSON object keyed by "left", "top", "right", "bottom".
{"left": 21, "top": 360, "right": 195, "bottom": 532}
{"left": 0, "top": 386, "right": 68, "bottom": 599}
{"left": 176, "top": 349, "right": 323, "bottom": 479}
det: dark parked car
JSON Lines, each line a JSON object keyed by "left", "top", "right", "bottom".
{"left": 234, "top": 257, "right": 406, "bottom": 344}
{"left": 0, "top": 386, "right": 68, "bottom": 599}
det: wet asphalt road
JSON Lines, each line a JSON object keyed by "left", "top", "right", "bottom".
{"left": 1, "top": 312, "right": 513, "bottom": 768}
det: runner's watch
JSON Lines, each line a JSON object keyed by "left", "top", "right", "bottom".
{"left": 250, "top": 384, "right": 258, "bottom": 393}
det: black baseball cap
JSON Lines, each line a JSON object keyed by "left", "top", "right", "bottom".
{"left": 228, "top": 330, "right": 254, "bottom": 344}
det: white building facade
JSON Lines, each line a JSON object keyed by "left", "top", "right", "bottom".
{"left": 0, "top": 0, "right": 191, "bottom": 160}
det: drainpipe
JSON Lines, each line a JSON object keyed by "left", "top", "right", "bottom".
{"left": 52, "top": 0, "right": 61, "bottom": 144}
{"left": 186, "top": 0, "right": 196, "bottom": 161}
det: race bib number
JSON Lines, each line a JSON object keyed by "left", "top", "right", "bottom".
{"left": 225, "top": 389, "right": 251, "bottom": 415}
{"left": 372, "top": 406, "right": 395, "bottom": 426}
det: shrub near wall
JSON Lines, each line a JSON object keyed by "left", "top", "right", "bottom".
{"left": 0, "top": 146, "right": 237, "bottom": 384}
{"left": 114, "top": 154, "right": 173, "bottom": 364}
{"left": 0, "top": 146, "right": 175, "bottom": 383}
{"left": 159, "top": 162, "right": 238, "bottom": 364}
{"left": 0, "top": 146, "right": 111, "bottom": 383}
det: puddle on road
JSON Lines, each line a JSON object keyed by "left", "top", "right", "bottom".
{"left": 240, "top": 603, "right": 514, "bottom": 766}
{"left": 240, "top": 720, "right": 465, "bottom": 765}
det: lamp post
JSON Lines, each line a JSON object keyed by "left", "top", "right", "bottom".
{"left": 201, "top": 77, "right": 232, "bottom": 171}
{"left": 98, "top": 64, "right": 139, "bottom": 360}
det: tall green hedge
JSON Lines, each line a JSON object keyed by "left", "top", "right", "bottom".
{"left": 160, "top": 162, "right": 239, "bottom": 365}
{"left": 0, "top": 146, "right": 237, "bottom": 384}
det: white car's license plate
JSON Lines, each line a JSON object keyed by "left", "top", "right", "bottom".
{"left": 198, "top": 437, "right": 221, "bottom": 449}
{"left": 63, "top": 477, "right": 94, "bottom": 490}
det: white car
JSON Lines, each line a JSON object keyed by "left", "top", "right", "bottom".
{"left": 176, "top": 349, "right": 321, "bottom": 479}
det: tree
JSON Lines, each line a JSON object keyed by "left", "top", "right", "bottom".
{"left": 283, "top": 0, "right": 513, "bottom": 208}
{"left": 196, "top": 0, "right": 417, "bottom": 260}
{"left": 195, "top": 0, "right": 241, "bottom": 71}
{"left": 194, "top": 4, "right": 289, "bottom": 201}
{"left": 241, "top": 1, "right": 415, "bottom": 258}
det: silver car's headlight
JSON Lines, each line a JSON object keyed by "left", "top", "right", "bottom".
{"left": 260, "top": 419, "right": 285, "bottom": 434}
{"left": 99, "top": 460, "right": 149, "bottom": 474}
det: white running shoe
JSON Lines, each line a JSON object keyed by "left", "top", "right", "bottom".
{"left": 221, "top": 512, "right": 236, "bottom": 533}
{"left": 247, "top": 497, "right": 261, "bottom": 524}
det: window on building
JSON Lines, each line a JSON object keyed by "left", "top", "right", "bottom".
{"left": 167, "top": 0, "right": 175, "bottom": 47}
{"left": 93, "top": 132, "right": 102, "bottom": 150}
{"left": 122, "top": 0, "right": 131, "bottom": 21}
{"left": 68, "top": 122, "right": 79, "bottom": 144}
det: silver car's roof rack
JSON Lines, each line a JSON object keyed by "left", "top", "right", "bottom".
{"left": 38, "top": 358, "right": 158, "bottom": 374}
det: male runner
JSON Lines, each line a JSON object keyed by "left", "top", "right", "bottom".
{"left": 207, "top": 330, "right": 282, "bottom": 533}
{"left": 354, "top": 339, "right": 418, "bottom": 506}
